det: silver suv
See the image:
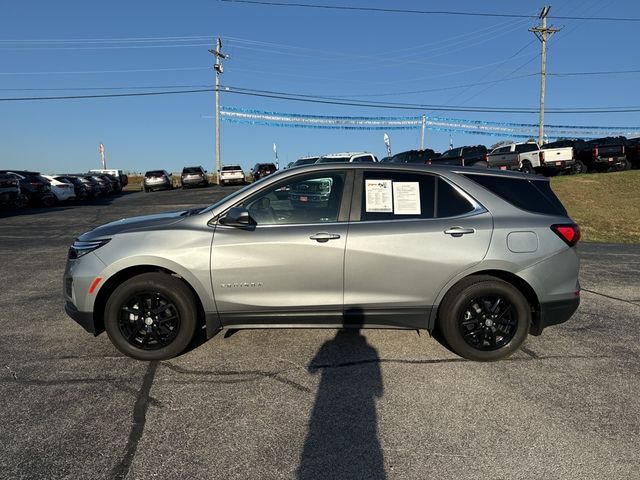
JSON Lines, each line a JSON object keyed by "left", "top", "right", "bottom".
{"left": 64, "top": 164, "right": 580, "bottom": 362}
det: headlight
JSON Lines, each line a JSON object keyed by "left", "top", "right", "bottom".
{"left": 68, "top": 239, "right": 110, "bottom": 259}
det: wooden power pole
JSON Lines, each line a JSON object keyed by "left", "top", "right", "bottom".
{"left": 209, "top": 38, "right": 227, "bottom": 182}
{"left": 530, "top": 6, "right": 558, "bottom": 145}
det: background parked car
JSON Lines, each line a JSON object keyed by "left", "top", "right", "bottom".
{"left": 578, "top": 137, "right": 629, "bottom": 172}
{"left": 53, "top": 175, "right": 88, "bottom": 200}
{"left": 42, "top": 175, "right": 76, "bottom": 202}
{"left": 143, "top": 170, "right": 172, "bottom": 192}
{"left": 181, "top": 166, "right": 209, "bottom": 188}
{"left": 0, "top": 172, "right": 27, "bottom": 207}
{"left": 625, "top": 137, "right": 640, "bottom": 168}
{"left": 431, "top": 145, "right": 488, "bottom": 167}
{"left": 251, "top": 163, "right": 277, "bottom": 181}
{"left": 291, "top": 156, "right": 320, "bottom": 167}
{"left": 388, "top": 149, "right": 440, "bottom": 164}
{"left": 89, "top": 169, "right": 128, "bottom": 188}
{"left": 538, "top": 140, "right": 577, "bottom": 175}
{"left": 218, "top": 165, "right": 245, "bottom": 186}
{"left": 487, "top": 142, "right": 541, "bottom": 173}
{"left": 0, "top": 170, "right": 56, "bottom": 207}
{"left": 316, "top": 152, "right": 378, "bottom": 163}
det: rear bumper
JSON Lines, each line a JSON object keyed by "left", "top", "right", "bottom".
{"left": 65, "top": 301, "right": 100, "bottom": 335}
{"left": 530, "top": 296, "right": 580, "bottom": 335}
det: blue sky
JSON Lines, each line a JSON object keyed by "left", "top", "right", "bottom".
{"left": 1, "top": 0, "right": 639, "bottom": 173}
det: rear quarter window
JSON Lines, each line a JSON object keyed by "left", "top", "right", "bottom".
{"left": 462, "top": 174, "right": 567, "bottom": 216}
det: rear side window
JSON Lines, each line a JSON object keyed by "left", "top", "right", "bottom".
{"left": 361, "top": 172, "right": 435, "bottom": 221}
{"left": 493, "top": 146, "right": 511, "bottom": 154}
{"left": 515, "top": 143, "right": 538, "bottom": 153}
{"left": 463, "top": 174, "right": 567, "bottom": 216}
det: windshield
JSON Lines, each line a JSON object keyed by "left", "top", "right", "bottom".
{"left": 293, "top": 158, "right": 319, "bottom": 166}
{"left": 440, "top": 148, "right": 461, "bottom": 158}
{"left": 317, "top": 156, "right": 350, "bottom": 163}
{"left": 222, "top": 165, "right": 242, "bottom": 171}
{"left": 183, "top": 167, "right": 202, "bottom": 173}
{"left": 145, "top": 170, "right": 165, "bottom": 177}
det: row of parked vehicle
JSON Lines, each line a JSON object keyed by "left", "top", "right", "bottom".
{"left": 0, "top": 169, "right": 128, "bottom": 208}
{"left": 141, "top": 165, "right": 248, "bottom": 191}
{"left": 381, "top": 136, "right": 639, "bottom": 175}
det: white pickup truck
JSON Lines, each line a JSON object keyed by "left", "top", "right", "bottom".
{"left": 487, "top": 141, "right": 574, "bottom": 174}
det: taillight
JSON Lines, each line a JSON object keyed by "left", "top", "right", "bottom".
{"left": 30, "top": 181, "right": 43, "bottom": 187}
{"left": 551, "top": 224, "right": 581, "bottom": 247}
{"left": 425, "top": 160, "right": 432, "bottom": 165}
{"left": 483, "top": 153, "right": 488, "bottom": 161}
{"left": 592, "top": 146, "right": 599, "bottom": 158}
{"left": 539, "top": 151, "right": 545, "bottom": 164}
{"left": 622, "top": 145, "right": 625, "bottom": 154}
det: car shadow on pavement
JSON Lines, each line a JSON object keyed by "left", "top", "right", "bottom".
{"left": 0, "top": 192, "right": 134, "bottom": 218}
{"left": 296, "top": 311, "right": 387, "bottom": 480}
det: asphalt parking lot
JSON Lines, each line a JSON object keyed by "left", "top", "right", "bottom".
{"left": 1, "top": 186, "right": 639, "bottom": 480}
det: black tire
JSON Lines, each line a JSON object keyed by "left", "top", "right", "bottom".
{"left": 438, "top": 275, "right": 531, "bottom": 361}
{"left": 520, "top": 160, "right": 534, "bottom": 174}
{"left": 42, "top": 196, "right": 56, "bottom": 207}
{"left": 104, "top": 272, "right": 198, "bottom": 360}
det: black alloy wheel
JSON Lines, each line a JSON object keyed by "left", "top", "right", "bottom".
{"left": 105, "top": 272, "right": 197, "bottom": 360}
{"left": 459, "top": 295, "right": 517, "bottom": 351}
{"left": 571, "top": 160, "right": 586, "bottom": 175}
{"left": 439, "top": 275, "right": 531, "bottom": 361}
{"left": 118, "top": 292, "right": 181, "bottom": 351}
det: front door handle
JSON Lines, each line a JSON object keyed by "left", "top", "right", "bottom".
{"left": 444, "top": 227, "right": 476, "bottom": 237}
{"left": 309, "top": 232, "right": 341, "bottom": 243}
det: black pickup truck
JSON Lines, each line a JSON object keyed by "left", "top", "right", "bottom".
{"left": 576, "top": 137, "right": 629, "bottom": 172}
{"left": 429, "top": 145, "right": 488, "bottom": 167}
{"left": 625, "top": 137, "right": 640, "bottom": 168}
{"left": 389, "top": 149, "right": 440, "bottom": 164}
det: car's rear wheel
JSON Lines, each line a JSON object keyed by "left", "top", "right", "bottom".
{"left": 438, "top": 276, "right": 530, "bottom": 361}
{"left": 520, "top": 160, "right": 534, "bottom": 174}
{"left": 104, "top": 273, "right": 197, "bottom": 360}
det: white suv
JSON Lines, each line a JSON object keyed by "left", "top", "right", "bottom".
{"left": 219, "top": 165, "right": 245, "bottom": 186}
{"left": 316, "top": 152, "right": 378, "bottom": 163}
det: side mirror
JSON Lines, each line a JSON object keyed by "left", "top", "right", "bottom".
{"left": 218, "top": 207, "right": 256, "bottom": 229}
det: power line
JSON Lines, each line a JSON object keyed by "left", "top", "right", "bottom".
{"left": 219, "top": 0, "right": 640, "bottom": 21}
{"left": 2, "top": 85, "right": 640, "bottom": 113}
{"left": 0, "top": 66, "right": 210, "bottom": 75}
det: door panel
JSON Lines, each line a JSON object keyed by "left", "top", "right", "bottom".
{"left": 212, "top": 223, "right": 347, "bottom": 324}
{"left": 211, "top": 170, "right": 351, "bottom": 326}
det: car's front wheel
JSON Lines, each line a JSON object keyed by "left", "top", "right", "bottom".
{"left": 438, "top": 276, "right": 530, "bottom": 361}
{"left": 104, "top": 272, "right": 198, "bottom": 360}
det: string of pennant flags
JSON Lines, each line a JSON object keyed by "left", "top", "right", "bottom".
{"left": 220, "top": 106, "right": 640, "bottom": 139}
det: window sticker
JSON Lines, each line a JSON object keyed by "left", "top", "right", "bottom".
{"left": 365, "top": 179, "right": 393, "bottom": 212}
{"left": 393, "top": 182, "right": 421, "bottom": 215}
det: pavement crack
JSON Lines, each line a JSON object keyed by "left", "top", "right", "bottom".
{"left": 581, "top": 288, "right": 640, "bottom": 307}
{"left": 4, "top": 365, "right": 18, "bottom": 380}
{"left": 110, "top": 360, "right": 158, "bottom": 480}
{"left": 160, "top": 361, "right": 311, "bottom": 393}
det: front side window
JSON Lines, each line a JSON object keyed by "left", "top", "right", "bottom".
{"left": 239, "top": 172, "right": 346, "bottom": 225}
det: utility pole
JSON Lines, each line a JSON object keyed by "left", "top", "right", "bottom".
{"left": 530, "top": 6, "right": 558, "bottom": 145}
{"left": 420, "top": 115, "right": 426, "bottom": 150}
{"left": 209, "top": 37, "right": 227, "bottom": 182}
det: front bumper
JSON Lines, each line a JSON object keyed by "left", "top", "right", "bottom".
{"left": 530, "top": 296, "right": 580, "bottom": 335}
{"left": 65, "top": 301, "right": 100, "bottom": 335}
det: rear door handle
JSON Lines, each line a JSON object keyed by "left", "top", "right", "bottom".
{"left": 444, "top": 227, "right": 476, "bottom": 237}
{"left": 309, "top": 232, "right": 341, "bottom": 242}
